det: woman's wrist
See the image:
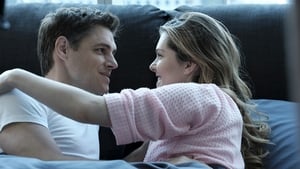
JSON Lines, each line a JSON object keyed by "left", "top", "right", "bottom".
{"left": 0, "top": 69, "right": 19, "bottom": 93}
{"left": 4, "top": 68, "right": 28, "bottom": 90}
{"left": 7, "top": 69, "right": 22, "bottom": 88}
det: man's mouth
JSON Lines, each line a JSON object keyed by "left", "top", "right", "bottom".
{"left": 100, "top": 72, "right": 111, "bottom": 83}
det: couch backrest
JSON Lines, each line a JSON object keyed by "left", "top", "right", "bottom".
{"left": 172, "top": 4, "right": 289, "bottom": 100}
{"left": 0, "top": 3, "right": 167, "bottom": 92}
{"left": 0, "top": 3, "right": 289, "bottom": 101}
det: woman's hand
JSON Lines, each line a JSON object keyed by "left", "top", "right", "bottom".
{"left": 123, "top": 141, "right": 149, "bottom": 162}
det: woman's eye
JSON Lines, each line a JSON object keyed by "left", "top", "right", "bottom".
{"left": 156, "top": 53, "right": 163, "bottom": 58}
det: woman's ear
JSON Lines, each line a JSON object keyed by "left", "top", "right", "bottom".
{"left": 54, "top": 36, "right": 69, "bottom": 61}
{"left": 184, "top": 61, "right": 199, "bottom": 76}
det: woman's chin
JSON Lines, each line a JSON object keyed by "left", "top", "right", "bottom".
{"left": 156, "top": 80, "right": 163, "bottom": 87}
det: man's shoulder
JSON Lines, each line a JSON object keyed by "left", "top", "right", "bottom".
{"left": 0, "top": 89, "right": 38, "bottom": 104}
{"left": 0, "top": 89, "right": 48, "bottom": 112}
{"left": 0, "top": 89, "right": 49, "bottom": 129}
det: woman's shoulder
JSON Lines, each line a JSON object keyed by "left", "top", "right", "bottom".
{"left": 155, "top": 82, "right": 220, "bottom": 92}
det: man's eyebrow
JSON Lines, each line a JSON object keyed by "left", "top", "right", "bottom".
{"left": 94, "top": 43, "right": 109, "bottom": 48}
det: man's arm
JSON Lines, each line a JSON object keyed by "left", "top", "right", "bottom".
{"left": 0, "top": 89, "right": 93, "bottom": 161}
{"left": 0, "top": 122, "right": 89, "bottom": 160}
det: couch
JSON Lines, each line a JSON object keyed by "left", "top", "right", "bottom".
{"left": 0, "top": 3, "right": 299, "bottom": 169}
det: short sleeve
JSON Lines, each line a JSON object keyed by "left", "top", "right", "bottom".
{"left": 0, "top": 89, "right": 49, "bottom": 131}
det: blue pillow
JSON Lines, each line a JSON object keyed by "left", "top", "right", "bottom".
{"left": 253, "top": 99, "right": 300, "bottom": 169}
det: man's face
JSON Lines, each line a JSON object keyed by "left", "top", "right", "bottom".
{"left": 64, "top": 25, "right": 118, "bottom": 95}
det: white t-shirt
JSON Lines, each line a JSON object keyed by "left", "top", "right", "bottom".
{"left": 0, "top": 89, "right": 99, "bottom": 159}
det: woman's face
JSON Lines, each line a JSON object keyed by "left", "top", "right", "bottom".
{"left": 149, "top": 32, "right": 196, "bottom": 87}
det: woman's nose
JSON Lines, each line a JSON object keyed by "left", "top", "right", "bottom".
{"left": 149, "top": 59, "right": 157, "bottom": 72}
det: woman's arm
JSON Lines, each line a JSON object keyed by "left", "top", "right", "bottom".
{"left": 0, "top": 69, "right": 111, "bottom": 127}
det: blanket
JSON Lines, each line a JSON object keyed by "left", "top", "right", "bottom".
{"left": 0, "top": 155, "right": 211, "bottom": 169}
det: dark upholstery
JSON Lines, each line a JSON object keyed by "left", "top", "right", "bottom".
{"left": 0, "top": 3, "right": 299, "bottom": 169}
{"left": 0, "top": 4, "right": 289, "bottom": 99}
{"left": 173, "top": 5, "right": 289, "bottom": 100}
{"left": 254, "top": 99, "right": 300, "bottom": 169}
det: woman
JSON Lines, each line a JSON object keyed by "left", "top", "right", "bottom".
{"left": 0, "top": 12, "right": 269, "bottom": 169}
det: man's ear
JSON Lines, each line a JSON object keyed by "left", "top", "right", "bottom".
{"left": 54, "top": 36, "right": 69, "bottom": 61}
{"left": 184, "top": 61, "right": 199, "bottom": 76}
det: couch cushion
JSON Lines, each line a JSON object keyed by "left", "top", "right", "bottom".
{"left": 253, "top": 99, "right": 300, "bottom": 169}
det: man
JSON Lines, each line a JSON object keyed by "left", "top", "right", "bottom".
{"left": 0, "top": 7, "right": 119, "bottom": 160}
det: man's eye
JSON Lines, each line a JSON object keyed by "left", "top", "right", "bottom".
{"left": 95, "top": 48, "right": 104, "bottom": 54}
